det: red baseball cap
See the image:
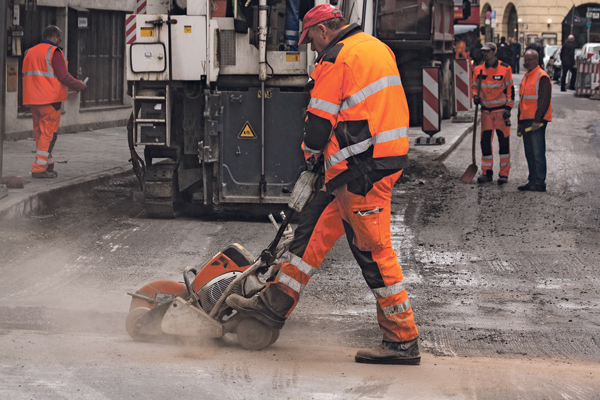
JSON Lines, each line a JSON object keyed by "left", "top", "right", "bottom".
{"left": 298, "top": 4, "right": 344, "bottom": 45}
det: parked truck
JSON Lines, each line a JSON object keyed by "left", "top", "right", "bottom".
{"left": 126, "top": 0, "right": 458, "bottom": 217}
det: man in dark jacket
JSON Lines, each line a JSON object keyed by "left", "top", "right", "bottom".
{"left": 526, "top": 37, "right": 544, "bottom": 68}
{"left": 511, "top": 37, "right": 522, "bottom": 73}
{"left": 470, "top": 39, "right": 484, "bottom": 66}
{"left": 497, "top": 37, "right": 513, "bottom": 67}
{"left": 560, "top": 35, "right": 577, "bottom": 91}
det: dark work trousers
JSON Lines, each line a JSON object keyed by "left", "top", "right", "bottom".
{"left": 522, "top": 121, "right": 548, "bottom": 187}
{"left": 561, "top": 65, "right": 577, "bottom": 91}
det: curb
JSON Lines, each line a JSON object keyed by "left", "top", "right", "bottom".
{"left": 433, "top": 124, "right": 474, "bottom": 163}
{"left": 0, "top": 166, "right": 133, "bottom": 220}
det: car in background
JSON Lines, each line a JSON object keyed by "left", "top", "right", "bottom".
{"left": 547, "top": 48, "right": 562, "bottom": 81}
{"left": 580, "top": 43, "right": 600, "bottom": 62}
{"left": 543, "top": 45, "right": 561, "bottom": 71}
{"left": 550, "top": 48, "right": 582, "bottom": 87}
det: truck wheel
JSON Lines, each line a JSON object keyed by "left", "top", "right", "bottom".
{"left": 126, "top": 307, "right": 156, "bottom": 342}
{"left": 236, "top": 318, "right": 273, "bottom": 350}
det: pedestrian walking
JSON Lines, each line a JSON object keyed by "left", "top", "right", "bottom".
{"left": 511, "top": 37, "right": 521, "bottom": 73}
{"left": 517, "top": 50, "right": 552, "bottom": 192}
{"left": 22, "top": 25, "right": 87, "bottom": 179}
{"left": 472, "top": 42, "right": 515, "bottom": 185}
{"left": 470, "top": 39, "right": 484, "bottom": 66}
{"left": 497, "top": 37, "right": 513, "bottom": 67}
{"left": 560, "top": 34, "right": 577, "bottom": 92}
{"left": 226, "top": 3, "right": 420, "bottom": 365}
{"left": 526, "top": 37, "right": 544, "bottom": 69}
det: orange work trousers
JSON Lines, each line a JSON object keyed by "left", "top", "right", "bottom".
{"left": 30, "top": 104, "right": 61, "bottom": 173}
{"left": 260, "top": 171, "right": 419, "bottom": 343}
{"left": 480, "top": 109, "right": 511, "bottom": 178}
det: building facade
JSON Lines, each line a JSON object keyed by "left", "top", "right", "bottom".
{"left": 480, "top": 0, "right": 600, "bottom": 48}
{"left": 4, "top": 0, "right": 135, "bottom": 140}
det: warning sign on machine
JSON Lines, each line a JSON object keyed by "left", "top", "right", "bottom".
{"left": 238, "top": 122, "right": 257, "bottom": 139}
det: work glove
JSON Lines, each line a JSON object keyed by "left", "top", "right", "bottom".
{"left": 473, "top": 95, "right": 481, "bottom": 105}
{"left": 517, "top": 124, "right": 523, "bottom": 137}
{"left": 502, "top": 109, "right": 511, "bottom": 120}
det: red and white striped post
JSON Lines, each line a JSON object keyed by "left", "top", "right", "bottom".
{"left": 452, "top": 59, "right": 474, "bottom": 123}
{"left": 454, "top": 59, "right": 470, "bottom": 112}
{"left": 422, "top": 66, "right": 441, "bottom": 136}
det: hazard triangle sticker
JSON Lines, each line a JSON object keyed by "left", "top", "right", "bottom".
{"left": 238, "top": 122, "right": 257, "bottom": 139}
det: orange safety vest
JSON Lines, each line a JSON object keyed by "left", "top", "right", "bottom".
{"left": 22, "top": 43, "right": 68, "bottom": 105}
{"left": 518, "top": 66, "right": 552, "bottom": 122}
{"left": 472, "top": 60, "right": 514, "bottom": 111}
{"left": 304, "top": 24, "right": 409, "bottom": 187}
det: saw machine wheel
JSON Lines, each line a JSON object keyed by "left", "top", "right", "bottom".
{"left": 269, "top": 329, "right": 281, "bottom": 346}
{"left": 126, "top": 307, "right": 156, "bottom": 342}
{"left": 236, "top": 318, "right": 273, "bottom": 351}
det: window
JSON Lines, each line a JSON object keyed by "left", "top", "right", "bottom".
{"left": 76, "top": 10, "right": 125, "bottom": 108}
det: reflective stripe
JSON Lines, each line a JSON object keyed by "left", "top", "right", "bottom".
{"left": 372, "top": 281, "right": 405, "bottom": 298}
{"left": 521, "top": 95, "right": 537, "bottom": 99}
{"left": 482, "top": 155, "right": 493, "bottom": 160}
{"left": 481, "top": 98, "right": 510, "bottom": 106}
{"left": 47, "top": 157, "right": 54, "bottom": 163}
{"left": 499, "top": 153, "right": 510, "bottom": 158}
{"left": 276, "top": 270, "right": 304, "bottom": 294}
{"left": 285, "top": 30, "right": 299, "bottom": 36}
{"left": 500, "top": 161, "right": 511, "bottom": 167}
{"left": 381, "top": 299, "right": 411, "bottom": 317}
{"left": 340, "top": 75, "right": 402, "bottom": 111}
{"left": 308, "top": 97, "right": 341, "bottom": 116}
{"left": 23, "top": 46, "right": 56, "bottom": 78}
{"left": 481, "top": 162, "right": 493, "bottom": 167}
{"left": 34, "top": 159, "right": 48, "bottom": 165}
{"left": 505, "top": 79, "right": 514, "bottom": 85}
{"left": 36, "top": 150, "right": 50, "bottom": 157}
{"left": 325, "top": 126, "right": 408, "bottom": 170}
{"left": 481, "top": 83, "right": 504, "bottom": 88}
{"left": 288, "top": 253, "right": 317, "bottom": 277}
{"left": 285, "top": 39, "right": 299, "bottom": 45}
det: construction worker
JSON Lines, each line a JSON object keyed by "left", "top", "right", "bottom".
{"left": 517, "top": 50, "right": 552, "bottom": 192}
{"left": 472, "top": 42, "right": 515, "bottom": 185}
{"left": 227, "top": 4, "right": 420, "bottom": 365}
{"left": 22, "top": 25, "right": 87, "bottom": 179}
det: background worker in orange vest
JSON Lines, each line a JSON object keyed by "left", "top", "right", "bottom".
{"left": 227, "top": 4, "right": 420, "bottom": 365}
{"left": 517, "top": 50, "right": 552, "bottom": 192}
{"left": 22, "top": 25, "right": 87, "bottom": 179}
{"left": 472, "top": 42, "right": 515, "bottom": 185}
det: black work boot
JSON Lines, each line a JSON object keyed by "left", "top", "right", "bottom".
{"left": 226, "top": 294, "right": 286, "bottom": 329}
{"left": 355, "top": 338, "right": 421, "bottom": 365}
{"left": 497, "top": 176, "right": 508, "bottom": 185}
{"left": 477, "top": 170, "right": 493, "bottom": 183}
{"left": 32, "top": 171, "right": 57, "bottom": 179}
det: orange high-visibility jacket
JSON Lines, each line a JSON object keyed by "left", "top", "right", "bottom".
{"left": 303, "top": 24, "right": 410, "bottom": 190}
{"left": 472, "top": 60, "right": 514, "bottom": 111}
{"left": 23, "top": 43, "right": 68, "bottom": 105}
{"left": 518, "top": 66, "right": 552, "bottom": 122}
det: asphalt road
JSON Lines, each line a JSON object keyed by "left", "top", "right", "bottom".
{"left": 1, "top": 76, "right": 599, "bottom": 399}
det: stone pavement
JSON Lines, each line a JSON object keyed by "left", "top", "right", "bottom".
{"left": 0, "top": 116, "right": 473, "bottom": 219}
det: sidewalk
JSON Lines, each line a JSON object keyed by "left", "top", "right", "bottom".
{"left": 0, "top": 127, "right": 131, "bottom": 219}
{"left": 0, "top": 117, "right": 472, "bottom": 220}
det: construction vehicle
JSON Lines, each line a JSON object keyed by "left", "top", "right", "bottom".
{"left": 126, "top": 0, "right": 458, "bottom": 218}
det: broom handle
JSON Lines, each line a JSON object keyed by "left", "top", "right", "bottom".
{"left": 472, "top": 72, "right": 484, "bottom": 164}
